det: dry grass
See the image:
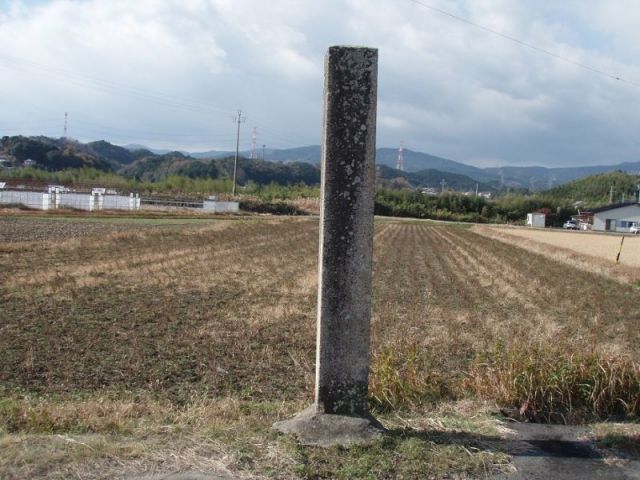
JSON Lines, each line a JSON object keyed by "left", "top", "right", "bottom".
{"left": 368, "top": 223, "right": 639, "bottom": 418}
{"left": 473, "top": 225, "right": 640, "bottom": 284}
{"left": 1, "top": 215, "right": 639, "bottom": 478}
{"left": 464, "top": 342, "right": 640, "bottom": 422}
{"left": 0, "top": 395, "right": 291, "bottom": 480}
{"left": 592, "top": 422, "right": 640, "bottom": 459}
{"left": 0, "top": 393, "right": 510, "bottom": 479}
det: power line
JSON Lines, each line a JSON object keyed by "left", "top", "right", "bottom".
{"left": 0, "top": 53, "right": 239, "bottom": 116}
{"left": 69, "top": 117, "right": 237, "bottom": 140}
{"left": 244, "top": 115, "right": 308, "bottom": 148}
{"left": 0, "top": 117, "right": 239, "bottom": 149}
{"left": 0, "top": 55, "right": 307, "bottom": 149}
{"left": 407, "top": 0, "right": 640, "bottom": 88}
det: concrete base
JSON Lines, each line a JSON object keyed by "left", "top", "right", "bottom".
{"left": 272, "top": 405, "right": 385, "bottom": 447}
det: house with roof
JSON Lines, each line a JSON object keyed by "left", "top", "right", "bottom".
{"left": 591, "top": 202, "right": 640, "bottom": 232}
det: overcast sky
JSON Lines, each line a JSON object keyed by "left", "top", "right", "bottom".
{"left": 1, "top": 0, "right": 639, "bottom": 167}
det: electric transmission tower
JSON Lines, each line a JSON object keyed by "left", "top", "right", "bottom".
{"left": 396, "top": 141, "right": 405, "bottom": 171}
{"left": 232, "top": 110, "right": 246, "bottom": 196}
{"left": 250, "top": 127, "right": 258, "bottom": 159}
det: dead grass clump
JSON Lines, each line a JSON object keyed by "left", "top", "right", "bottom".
{"left": 0, "top": 394, "right": 296, "bottom": 437}
{"left": 0, "top": 395, "right": 169, "bottom": 434}
{"left": 369, "top": 342, "right": 451, "bottom": 411}
{"left": 464, "top": 341, "right": 640, "bottom": 423}
{"left": 288, "top": 197, "right": 320, "bottom": 215}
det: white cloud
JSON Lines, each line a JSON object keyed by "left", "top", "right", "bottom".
{"left": 0, "top": 0, "right": 639, "bottom": 166}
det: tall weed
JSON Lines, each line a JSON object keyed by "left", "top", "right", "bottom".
{"left": 464, "top": 341, "right": 640, "bottom": 422}
{"left": 369, "top": 342, "right": 450, "bottom": 411}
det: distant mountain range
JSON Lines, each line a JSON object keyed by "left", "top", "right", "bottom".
{"left": 2, "top": 135, "right": 639, "bottom": 192}
{"left": 171, "top": 145, "right": 640, "bottom": 191}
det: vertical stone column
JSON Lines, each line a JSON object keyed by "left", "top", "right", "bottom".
{"left": 316, "top": 45, "right": 378, "bottom": 416}
{"left": 273, "top": 46, "right": 382, "bottom": 447}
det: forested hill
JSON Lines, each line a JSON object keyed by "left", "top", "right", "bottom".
{"left": 120, "top": 154, "right": 321, "bottom": 185}
{"left": 0, "top": 136, "right": 322, "bottom": 187}
{"left": 0, "top": 136, "right": 488, "bottom": 191}
{"left": 543, "top": 171, "right": 640, "bottom": 207}
{"left": 191, "top": 144, "right": 640, "bottom": 190}
{"left": 376, "top": 164, "right": 495, "bottom": 192}
{"left": 3, "top": 136, "right": 638, "bottom": 196}
{"left": 0, "top": 136, "right": 113, "bottom": 171}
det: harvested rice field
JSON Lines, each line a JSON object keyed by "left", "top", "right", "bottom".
{"left": 473, "top": 225, "right": 640, "bottom": 284}
{"left": 1, "top": 214, "right": 638, "bottom": 479}
{"left": 477, "top": 226, "right": 640, "bottom": 267}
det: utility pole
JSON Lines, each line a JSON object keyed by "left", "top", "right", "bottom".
{"left": 475, "top": 183, "right": 479, "bottom": 197}
{"left": 232, "top": 110, "right": 245, "bottom": 196}
{"left": 63, "top": 112, "right": 68, "bottom": 139}
{"left": 262, "top": 144, "right": 266, "bottom": 161}
{"left": 440, "top": 179, "right": 447, "bottom": 193}
{"left": 609, "top": 185, "right": 614, "bottom": 204}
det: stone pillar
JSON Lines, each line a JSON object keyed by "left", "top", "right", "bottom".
{"left": 273, "top": 45, "right": 382, "bottom": 447}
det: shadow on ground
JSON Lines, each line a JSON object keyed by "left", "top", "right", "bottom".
{"left": 389, "top": 422, "right": 639, "bottom": 480}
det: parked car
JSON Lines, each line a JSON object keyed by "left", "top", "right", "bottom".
{"left": 563, "top": 220, "right": 578, "bottom": 230}
{"left": 631, "top": 224, "right": 639, "bottom": 234}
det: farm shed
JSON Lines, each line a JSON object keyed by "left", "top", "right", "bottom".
{"left": 203, "top": 200, "right": 239, "bottom": 213}
{"left": 526, "top": 212, "right": 546, "bottom": 228}
{"left": 591, "top": 202, "right": 640, "bottom": 232}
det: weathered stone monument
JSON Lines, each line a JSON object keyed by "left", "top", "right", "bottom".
{"left": 273, "top": 45, "right": 383, "bottom": 446}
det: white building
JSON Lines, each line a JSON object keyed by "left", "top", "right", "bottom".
{"left": 202, "top": 199, "right": 239, "bottom": 213}
{"left": 57, "top": 192, "right": 103, "bottom": 211}
{"left": 526, "top": 212, "right": 546, "bottom": 228}
{"left": 102, "top": 193, "right": 141, "bottom": 211}
{"left": 0, "top": 189, "right": 51, "bottom": 209}
{"left": 592, "top": 202, "right": 640, "bottom": 232}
